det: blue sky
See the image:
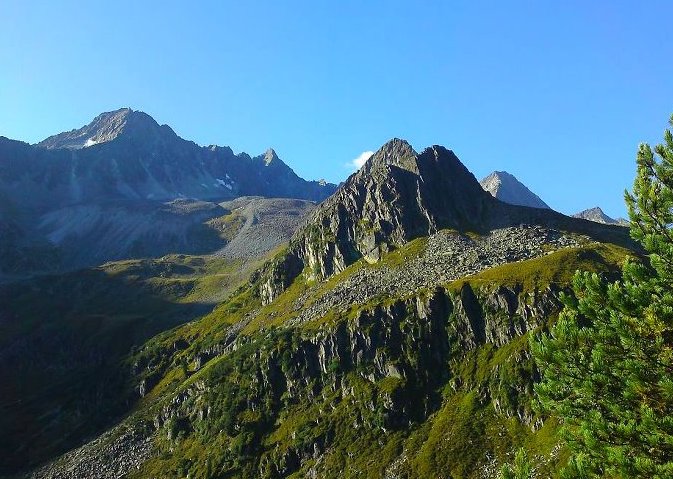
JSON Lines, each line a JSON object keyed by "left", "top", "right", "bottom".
{"left": 1, "top": 1, "right": 672, "bottom": 217}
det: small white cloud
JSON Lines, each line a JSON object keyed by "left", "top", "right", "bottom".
{"left": 346, "top": 151, "right": 374, "bottom": 171}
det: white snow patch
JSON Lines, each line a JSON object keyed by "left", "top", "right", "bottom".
{"left": 84, "top": 138, "right": 99, "bottom": 148}
{"left": 225, "top": 173, "right": 231, "bottom": 180}
{"left": 216, "top": 178, "right": 235, "bottom": 190}
{"left": 201, "top": 183, "right": 208, "bottom": 188}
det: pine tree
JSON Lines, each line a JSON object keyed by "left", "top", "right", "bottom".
{"left": 532, "top": 115, "right": 673, "bottom": 478}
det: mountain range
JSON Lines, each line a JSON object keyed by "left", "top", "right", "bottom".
{"left": 0, "top": 108, "right": 337, "bottom": 278}
{"left": 0, "top": 123, "right": 635, "bottom": 478}
{"left": 572, "top": 206, "right": 628, "bottom": 225}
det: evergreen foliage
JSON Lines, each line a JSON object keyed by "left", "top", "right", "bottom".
{"left": 533, "top": 115, "right": 673, "bottom": 478}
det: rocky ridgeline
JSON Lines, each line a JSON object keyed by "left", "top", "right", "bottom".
{"left": 281, "top": 226, "right": 582, "bottom": 327}
{"left": 259, "top": 139, "right": 629, "bottom": 305}
{"left": 259, "top": 139, "right": 496, "bottom": 303}
{"left": 0, "top": 109, "right": 337, "bottom": 212}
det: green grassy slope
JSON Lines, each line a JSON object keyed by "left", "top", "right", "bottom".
{"left": 115, "top": 236, "right": 632, "bottom": 479}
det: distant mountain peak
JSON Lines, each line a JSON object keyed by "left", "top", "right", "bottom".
{"left": 36, "top": 107, "right": 174, "bottom": 150}
{"left": 573, "top": 207, "right": 628, "bottom": 226}
{"left": 480, "top": 171, "right": 550, "bottom": 210}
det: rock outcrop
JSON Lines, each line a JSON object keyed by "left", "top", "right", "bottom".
{"left": 98, "top": 282, "right": 563, "bottom": 479}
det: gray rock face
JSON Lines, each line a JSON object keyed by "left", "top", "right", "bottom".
{"left": 480, "top": 171, "right": 550, "bottom": 209}
{"left": 573, "top": 206, "right": 628, "bottom": 226}
{"left": 260, "top": 139, "right": 631, "bottom": 304}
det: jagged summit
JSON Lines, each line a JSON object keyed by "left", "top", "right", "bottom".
{"left": 573, "top": 206, "right": 628, "bottom": 226}
{"left": 361, "top": 138, "right": 418, "bottom": 174}
{"left": 480, "top": 171, "right": 550, "bottom": 209}
{"left": 37, "top": 108, "right": 176, "bottom": 150}
{"left": 259, "top": 140, "right": 632, "bottom": 304}
{"left": 258, "top": 140, "right": 496, "bottom": 301}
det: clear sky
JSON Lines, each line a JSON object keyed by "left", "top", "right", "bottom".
{"left": 1, "top": 1, "right": 672, "bottom": 217}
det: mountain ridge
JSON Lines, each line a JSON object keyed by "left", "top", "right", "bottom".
{"left": 0, "top": 109, "right": 338, "bottom": 277}
{"left": 1, "top": 108, "right": 336, "bottom": 209}
{"left": 259, "top": 139, "right": 631, "bottom": 304}
{"left": 36, "top": 108, "right": 176, "bottom": 150}
{"left": 573, "top": 206, "right": 628, "bottom": 226}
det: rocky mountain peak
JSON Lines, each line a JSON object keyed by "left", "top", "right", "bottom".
{"left": 258, "top": 141, "right": 498, "bottom": 303}
{"left": 480, "top": 170, "right": 550, "bottom": 209}
{"left": 36, "top": 107, "right": 175, "bottom": 150}
{"left": 257, "top": 143, "right": 632, "bottom": 304}
{"left": 362, "top": 138, "right": 418, "bottom": 174}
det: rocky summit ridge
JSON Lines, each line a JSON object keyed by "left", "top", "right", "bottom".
{"left": 259, "top": 139, "right": 630, "bottom": 304}
{"left": 36, "top": 108, "right": 174, "bottom": 150}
